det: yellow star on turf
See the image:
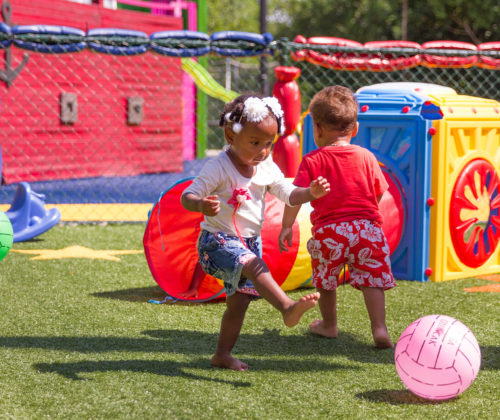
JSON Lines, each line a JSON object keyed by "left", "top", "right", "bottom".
{"left": 11, "top": 245, "right": 143, "bottom": 261}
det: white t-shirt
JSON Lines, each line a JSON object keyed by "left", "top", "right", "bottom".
{"left": 183, "top": 149, "right": 296, "bottom": 237}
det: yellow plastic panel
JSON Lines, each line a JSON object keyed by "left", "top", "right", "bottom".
{"left": 428, "top": 116, "right": 500, "bottom": 282}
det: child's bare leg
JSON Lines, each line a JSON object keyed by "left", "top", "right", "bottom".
{"left": 179, "top": 262, "right": 204, "bottom": 298}
{"left": 309, "top": 288, "right": 338, "bottom": 338}
{"left": 360, "top": 286, "right": 394, "bottom": 348}
{"left": 241, "top": 256, "right": 319, "bottom": 327}
{"left": 212, "top": 293, "right": 252, "bottom": 371}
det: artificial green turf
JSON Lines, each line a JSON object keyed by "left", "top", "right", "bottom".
{"left": 0, "top": 224, "right": 498, "bottom": 419}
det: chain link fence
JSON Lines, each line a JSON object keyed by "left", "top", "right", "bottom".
{"left": 296, "top": 64, "right": 500, "bottom": 108}
{"left": 0, "top": 48, "right": 191, "bottom": 220}
{"left": 0, "top": 32, "right": 498, "bottom": 222}
{"left": 205, "top": 53, "right": 500, "bottom": 150}
{"left": 205, "top": 56, "right": 275, "bottom": 151}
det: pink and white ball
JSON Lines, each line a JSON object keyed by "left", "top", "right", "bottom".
{"left": 395, "top": 314, "right": 481, "bottom": 400}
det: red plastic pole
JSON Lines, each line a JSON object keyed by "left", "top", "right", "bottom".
{"left": 272, "top": 66, "right": 302, "bottom": 177}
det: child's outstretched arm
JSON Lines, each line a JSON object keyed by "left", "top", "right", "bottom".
{"left": 289, "top": 176, "right": 330, "bottom": 206}
{"left": 181, "top": 192, "right": 220, "bottom": 216}
{"left": 280, "top": 177, "right": 329, "bottom": 252}
{"left": 279, "top": 204, "right": 301, "bottom": 253}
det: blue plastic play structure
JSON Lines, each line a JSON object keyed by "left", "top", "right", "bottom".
{"left": 1, "top": 139, "right": 61, "bottom": 242}
{"left": 5, "top": 182, "right": 61, "bottom": 242}
{"left": 302, "top": 83, "right": 448, "bottom": 282}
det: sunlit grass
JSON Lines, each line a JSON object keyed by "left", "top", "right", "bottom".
{"left": 0, "top": 224, "right": 498, "bottom": 419}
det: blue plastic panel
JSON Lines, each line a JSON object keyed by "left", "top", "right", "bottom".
{"left": 353, "top": 115, "right": 433, "bottom": 282}
{"left": 357, "top": 82, "right": 456, "bottom": 96}
{"left": 301, "top": 113, "right": 315, "bottom": 156}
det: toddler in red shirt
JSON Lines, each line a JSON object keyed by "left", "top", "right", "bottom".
{"left": 279, "top": 85, "right": 395, "bottom": 348}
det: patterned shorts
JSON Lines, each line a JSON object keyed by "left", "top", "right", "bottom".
{"left": 307, "top": 219, "right": 395, "bottom": 291}
{"left": 197, "top": 230, "right": 261, "bottom": 297}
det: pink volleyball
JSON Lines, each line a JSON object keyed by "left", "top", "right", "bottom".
{"left": 394, "top": 314, "right": 481, "bottom": 400}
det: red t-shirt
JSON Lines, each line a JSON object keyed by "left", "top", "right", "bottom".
{"left": 293, "top": 144, "right": 388, "bottom": 230}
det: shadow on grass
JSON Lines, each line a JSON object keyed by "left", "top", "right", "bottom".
{"left": 13, "top": 237, "right": 44, "bottom": 244}
{"left": 0, "top": 329, "right": 393, "bottom": 365}
{"left": 356, "top": 389, "right": 458, "bottom": 405}
{"left": 92, "top": 286, "right": 168, "bottom": 303}
{"left": 481, "top": 345, "right": 500, "bottom": 370}
{"left": 33, "top": 357, "right": 349, "bottom": 384}
{"left": 34, "top": 359, "right": 251, "bottom": 387}
{"left": 92, "top": 286, "right": 224, "bottom": 305}
{"left": 145, "top": 328, "right": 395, "bottom": 365}
{"left": 1, "top": 333, "right": 497, "bottom": 370}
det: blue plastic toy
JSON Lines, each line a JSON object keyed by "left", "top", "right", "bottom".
{"left": 5, "top": 182, "right": 61, "bottom": 242}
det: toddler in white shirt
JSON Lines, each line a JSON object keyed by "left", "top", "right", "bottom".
{"left": 181, "top": 93, "right": 330, "bottom": 371}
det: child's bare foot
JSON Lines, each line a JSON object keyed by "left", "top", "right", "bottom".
{"left": 211, "top": 353, "right": 248, "bottom": 371}
{"left": 178, "top": 289, "right": 198, "bottom": 298}
{"left": 309, "top": 319, "right": 338, "bottom": 338}
{"left": 372, "top": 327, "right": 394, "bottom": 349}
{"left": 283, "top": 292, "right": 319, "bottom": 327}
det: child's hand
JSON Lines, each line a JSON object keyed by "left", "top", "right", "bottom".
{"left": 310, "top": 176, "right": 330, "bottom": 199}
{"left": 279, "top": 227, "right": 293, "bottom": 253}
{"left": 201, "top": 195, "right": 220, "bottom": 216}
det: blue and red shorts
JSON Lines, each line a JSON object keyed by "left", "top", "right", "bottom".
{"left": 197, "top": 230, "right": 260, "bottom": 297}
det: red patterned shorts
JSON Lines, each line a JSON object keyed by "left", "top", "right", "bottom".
{"left": 307, "top": 219, "right": 395, "bottom": 291}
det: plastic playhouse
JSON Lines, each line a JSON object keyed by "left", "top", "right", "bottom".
{"left": 302, "top": 82, "right": 500, "bottom": 282}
